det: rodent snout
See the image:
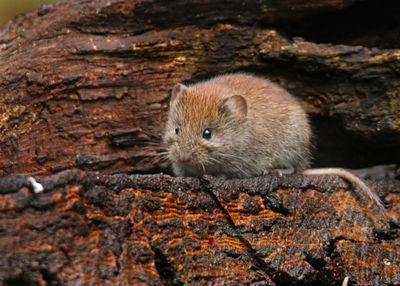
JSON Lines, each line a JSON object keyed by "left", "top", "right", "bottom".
{"left": 179, "top": 151, "right": 192, "bottom": 163}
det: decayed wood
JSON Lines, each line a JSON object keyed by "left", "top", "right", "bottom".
{"left": 0, "top": 170, "right": 399, "bottom": 285}
{"left": 0, "top": 1, "right": 399, "bottom": 285}
{"left": 0, "top": 0, "right": 399, "bottom": 176}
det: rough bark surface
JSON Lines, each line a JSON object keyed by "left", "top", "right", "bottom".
{"left": 0, "top": 0, "right": 400, "bottom": 286}
{"left": 0, "top": 0, "right": 399, "bottom": 176}
{"left": 0, "top": 170, "right": 399, "bottom": 285}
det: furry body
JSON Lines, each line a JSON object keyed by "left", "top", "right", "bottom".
{"left": 163, "top": 73, "right": 386, "bottom": 212}
{"left": 163, "top": 73, "right": 311, "bottom": 178}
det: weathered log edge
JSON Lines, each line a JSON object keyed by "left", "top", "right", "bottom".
{"left": 1, "top": 169, "right": 399, "bottom": 285}
{"left": 0, "top": 0, "right": 399, "bottom": 176}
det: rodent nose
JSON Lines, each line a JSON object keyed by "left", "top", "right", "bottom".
{"left": 180, "top": 151, "right": 192, "bottom": 163}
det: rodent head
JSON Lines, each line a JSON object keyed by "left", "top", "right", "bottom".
{"left": 163, "top": 82, "right": 248, "bottom": 177}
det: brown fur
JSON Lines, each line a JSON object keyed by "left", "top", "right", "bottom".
{"left": 163, "top": 73, "right": 386, "bottom": 212}
{"left": 163, "top": 73, "right": 312, "bottom": 178}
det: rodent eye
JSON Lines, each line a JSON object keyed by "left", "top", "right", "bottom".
{"left": 203, "top": 128, "right": 212, "bottom": 140}
{"left": 175, "top": 125, "right": 180, "bottom": 135}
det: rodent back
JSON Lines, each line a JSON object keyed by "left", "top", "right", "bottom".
{"left": 164, "top": 73, "right": 312, "bottom": 177}
{"left": 208, "top": 73, "right": 312, "bottom": 170}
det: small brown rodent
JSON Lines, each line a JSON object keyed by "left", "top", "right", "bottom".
{"left": 163, "top": 73, "right": 385, "bottom": 211}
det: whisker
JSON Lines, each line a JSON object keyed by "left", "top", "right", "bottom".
{"left": 213, "top": 151, "right": 247, "bottom": 161}
{"left": 158, "top": 156, "right": 170, "bottom": 162}
{"left": 204, "top": 152, "right": 252, "bottom": 178}
{"left": 153, "top": 152, "right": 169, "bottom": 156}
{"left": 201, "top": 162, "right": 206, "bottom": 174}
{"left": 152, "top": 156, "right": 169, "bottom": 164}
{"left": 136, "top": 142, "right": 163, "bottom": 146}
{"left": 205, "top": 157, "right": 221, "bottom": 165}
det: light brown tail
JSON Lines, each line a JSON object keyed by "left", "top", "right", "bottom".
{"left": 303, "top": 168, "right": 386, "bottom": 212}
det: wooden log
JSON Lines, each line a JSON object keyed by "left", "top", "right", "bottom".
{"left": 0, "top": 0, "right": 399, "bottom": 176}
{"left": 0, "top": 170, "right": 399, "bottom": 285}
{"left": 0, "top": 1, "right": 399, "bottom": 285}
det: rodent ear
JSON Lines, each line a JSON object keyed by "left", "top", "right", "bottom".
{"left": 221, "top": 95, "right": 247, "bottom": 119}
{"left": 171, "top": 83, "right": 188, "bottom": 103}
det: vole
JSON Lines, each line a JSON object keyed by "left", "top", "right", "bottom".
{"left": 163, "top": 73, "right": 385, "bottom": 211}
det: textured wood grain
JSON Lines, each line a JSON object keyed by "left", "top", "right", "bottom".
{"left": 0, "top": 170, "right": 399, "bottom": 285}
{"left": 0, "top": 1, "right": 399, "bottom": 285}
{"left": 0, "top": 0, "right": 399, "bottom": 176}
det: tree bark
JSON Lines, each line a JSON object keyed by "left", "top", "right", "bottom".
{"left": 0, "top": 170, "right": 399, "bottom": 285}
{"left": 0, "top": 0, "right": 399, "bottom": 285}
{"left": 0, "top": 0, "right": 399, "bottom": 175}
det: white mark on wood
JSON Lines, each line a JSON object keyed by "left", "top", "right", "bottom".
{"left": 28, "top": 177, "right": 44, "bottom": 194}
